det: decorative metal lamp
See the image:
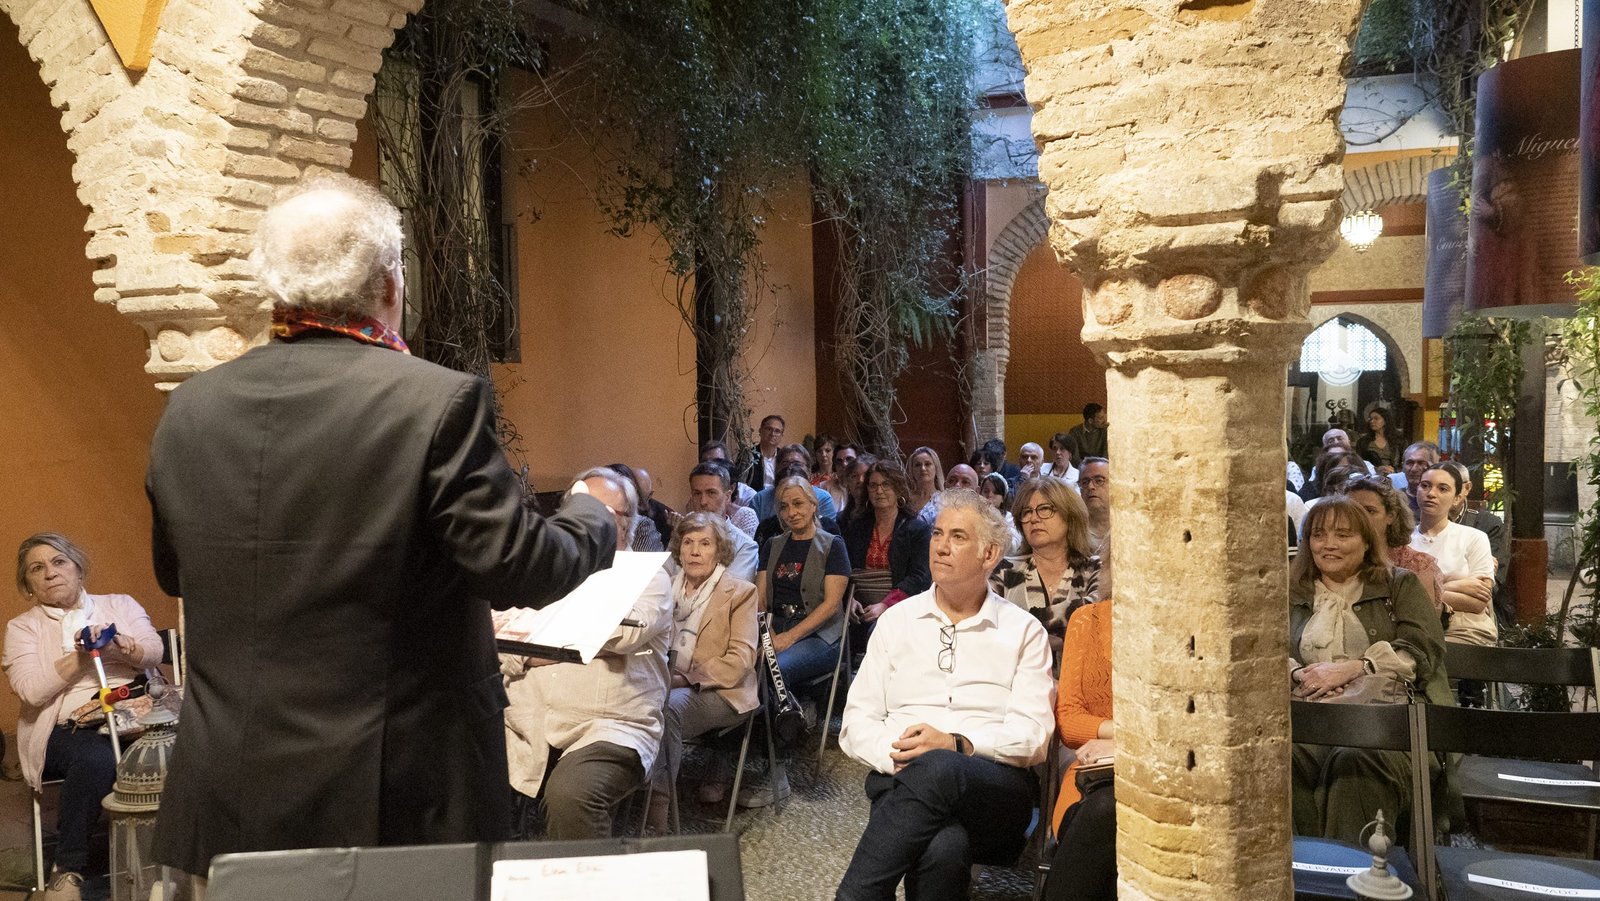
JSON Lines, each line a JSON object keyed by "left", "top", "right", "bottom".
{"left": 102, "top": 687, "right": 192, "bottom": 901}
{"left": 1345, "top": 810, "right": 1413, "bottom": 900}
{"left": 1339, "top": 209, "right": 1385, "bottom": 252}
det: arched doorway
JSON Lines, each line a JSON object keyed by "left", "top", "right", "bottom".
{"left": 1289, "top": 313, "right": 1413, "bottom": 463}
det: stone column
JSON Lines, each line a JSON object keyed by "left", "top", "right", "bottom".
{"left": 1004, "top": 2, "right": 1365, "bottom": 899}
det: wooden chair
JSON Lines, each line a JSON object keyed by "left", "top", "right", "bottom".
{"left": 1289, "top": 700, "right": 1431, "bottom": 900}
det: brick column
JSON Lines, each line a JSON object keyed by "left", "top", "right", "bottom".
{"left": 1003, "top": 2, "right": 1366, "bottom": 898}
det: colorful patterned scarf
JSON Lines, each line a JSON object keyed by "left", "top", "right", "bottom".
{"left": 271, "top": 307, "right": 410, "bottom": 354}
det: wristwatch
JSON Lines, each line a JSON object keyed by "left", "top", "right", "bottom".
{"left": 951, "top": 733, "right": 972, "bottom": 756}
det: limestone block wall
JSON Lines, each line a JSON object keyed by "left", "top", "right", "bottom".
{"left": 1, "top": 0, "right": 420, "bottom": 387}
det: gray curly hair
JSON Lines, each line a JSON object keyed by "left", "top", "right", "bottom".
{"left": 252, "top": 173, "right": 403, "bottom": 317}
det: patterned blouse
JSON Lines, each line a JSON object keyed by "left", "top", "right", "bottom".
{"left": 992, "top": 553, "right": 1104, "bottom": 637}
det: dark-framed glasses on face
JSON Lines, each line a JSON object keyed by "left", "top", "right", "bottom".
{"left": 938, "top": 623, "right": 955, "bottom": 673}
{"left": 1080, "top": 476, "right": 1109, "bottom": 487}
{"left": 1018, "top": 503, "right": 1058, "bottom": 522}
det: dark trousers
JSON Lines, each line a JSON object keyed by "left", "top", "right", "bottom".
{"left": 538, "top": 740, "right": 645, "bottom": 841}
{"left": 42, "top": 724, "right": 117, "bottom": 873}
{"left": 1044, "top": 784, "right": 1117, "bottom": 901}
{"left": 836, "top": 750, "right": 1035, "bottom": 901}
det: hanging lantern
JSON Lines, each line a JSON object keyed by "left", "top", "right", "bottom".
{"left": 1339, "top": 209, "right": 1384, "bottom": 252}
{"left": 102, "top": 695, "right": 192, "bottom": 901}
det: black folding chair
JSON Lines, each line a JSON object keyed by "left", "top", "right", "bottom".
{"left": 1441, "top": 644, "right": 1600, "bottom": 857}
{"left": 1289, "top": 700, "right": 1431, "bottom": 900}
{"left": 1444, "top": 643, "right": 1598, "bottom": 712}
{"left": 1415, "top": 703, "right": 1600, "bottom": 899}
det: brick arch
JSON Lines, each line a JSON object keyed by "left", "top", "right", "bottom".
{"left": 0, "top": 0, "right": 419, "bottom": 388}
{"left": 970, "top": 193, "right": 1050, "bottom": 439}
{"left": 1341, "top": 154, "right": 1453, "bottom": 213}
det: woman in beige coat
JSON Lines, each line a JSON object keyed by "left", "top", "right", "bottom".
{"left": 649, "top": 512, "right": 761, "bottom": 830}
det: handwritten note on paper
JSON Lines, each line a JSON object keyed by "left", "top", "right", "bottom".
{"left": 493, "top": 551, "right": 668, "bottom": 663}
{"left": 491, "top": 850, "right": 711, "bottom": 901}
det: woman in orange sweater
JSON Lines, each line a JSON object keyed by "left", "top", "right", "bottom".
{"left": 1043, "top": 598, "right": 1115, "bottom": 901}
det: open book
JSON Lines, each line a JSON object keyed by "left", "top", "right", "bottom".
{"left": 493, "top": 551, "right": 668, "bottom": 664}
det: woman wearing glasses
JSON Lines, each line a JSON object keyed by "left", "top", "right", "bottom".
{"left": 842, "top": 460, "right": 932, "bottom": 628}
{"left": 993, "top": 478, "right": 1103, "bottom": 650}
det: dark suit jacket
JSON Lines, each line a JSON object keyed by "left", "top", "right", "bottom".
{"left": 145, "top": 334, "right": 616, "bottom": 876}
{"left": 841, "top": 510, "right": 933, "bottom": 597}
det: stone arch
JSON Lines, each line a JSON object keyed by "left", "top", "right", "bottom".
{"left": 1340, "top": 154, "right": 1453, "bottom": 213}
{"left": 1309, "top": 305, "right": 1421, "bottom": 397}
{"left": 971, "top": 193, "right": 1049, "bottom": 439}
{"left": 1, "top": 0, "right": 420, "bottom": 388}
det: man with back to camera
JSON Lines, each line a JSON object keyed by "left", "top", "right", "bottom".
{"left": 145, "top": 174, "right": 619, "bottom": 878}
{"left": 836, "top": 489, "right": 1055, "bottom": 900}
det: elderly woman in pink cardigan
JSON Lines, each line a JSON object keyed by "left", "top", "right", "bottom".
{"left": 3, "top": 533, "right": 162, "bottom": 899}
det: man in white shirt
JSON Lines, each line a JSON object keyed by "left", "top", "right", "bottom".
{"left": 836, "top": 490, "right": 1055, "bottom": 901}
{"left": 685, "top": 462, "right": 759, "bottom": 579}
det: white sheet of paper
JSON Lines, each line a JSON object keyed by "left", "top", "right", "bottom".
{"left": 491, "top": 849, "right": 710, "bottom": 900}
{"left": 1498, "top": 772, "right": 1600, "bottom": 787}
{"left": 1291, "top": 862, "right": 1375, "bottom": 876}
{"left": 493, "top": 551, "right": 668, "bottom": 663}
{"left": 1467, "top": 873, "right": 1600, "bottom": 897}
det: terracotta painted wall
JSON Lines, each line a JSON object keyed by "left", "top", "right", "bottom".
{"left": 493, "top": 65, "right": 816, "bottom": 512}
{"left": 1003, "top": 241, "right": 1103, "bottom": 450}
{"left": 0, "top": 21, "right": 174, "bottom": 729}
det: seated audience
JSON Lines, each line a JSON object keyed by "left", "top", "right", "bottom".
{"left": 1343, "top": 476, "right": 1446, "bottom": 616}
{"left": 501, "top": 471, "right": 672, "bottom": 840}
{"left": 922, "top": 463, "right": 980, "bottom": 524}
{"left": 836, "top": 490, "right": 1054, "bottom": 901}
{"left": 1040, "top": 432, "right": 1079, "bottom": 486}
{"left": 825, "top": 443, "right": 861, "bottom": 513}
{"left": 812, "top": 435, "right": 837, "bottom": 487}
{"left": 1299, "top": 446, "right": 1354, "bottom": 502}
{"left": 749, "top": 476, "right": 851, "bottom": 807}
{"left": 685, "top": 462, "right": 759, "bottom": 579}
{"left": 635, "top": 467, "right": 676, "bottom": 548}
{"left": 751, "top": 444, "right": 839, "bottom": 523}
{"left": 993, "top": 478, "right": 1103, "bottom": 647}
{"left": 844, "top": 460, "right": 933, "bottom": 625}
{"left": 741, "top": 413, "right": 787, "bottom": 491}
{"left": 4, "top": 534, "right": 164, "bottom": 899}
{"left": 906, "top": 446, "right": 945, "bottom": 521}
{"left": 647, "top": 513, "right": 760, "bottom": 831}
{"left": 1438, "top": 461, "right": 1510, "bottom": 628}
{"left": 838, "top": 452, "right": 877, "bottom": 529}
{"left": 984, "top": 438, "right": 1023, "bottom": 490}
{"left": 979, "top": 472, "right": 1022, "bottom": 552}
{"left": 1068, "top": 403, "right": 1109, "bottom": 461}
{"left": 968, "top": 449, "right": 997, "bottom": 480}
{"left": 1389, "top": 441, "right": 1439, "bottom": 513}
{"left": 1017, "top": 442, "right": 1045, "bottom": 481}
{"left": 1078, "top": 458, "right": 1112, "bottom": 593}
{"left": 1043, "top": 593, "right": 1115, "bottom": 901}
{"left": 1410, "top": 463, "right": 1496, "bottom": 649}
{"left": 1355, "top": 406, "right": 1403, "bottom": 475}
{"left": 1305, "top": 428, "right": 1376, "bottom": 489}
{"left": 700, "top": 439, "right": 757, "bottom": 506}
{"left": 608, "top": 462, "right": 665, "bottom": 552}
{"left": 1290, "top": 497, "right": 1452, "bottom": 842}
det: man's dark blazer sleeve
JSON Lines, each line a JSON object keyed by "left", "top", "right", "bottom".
{"left": 424, "top": 378, "right": 616, "bottom": 608}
